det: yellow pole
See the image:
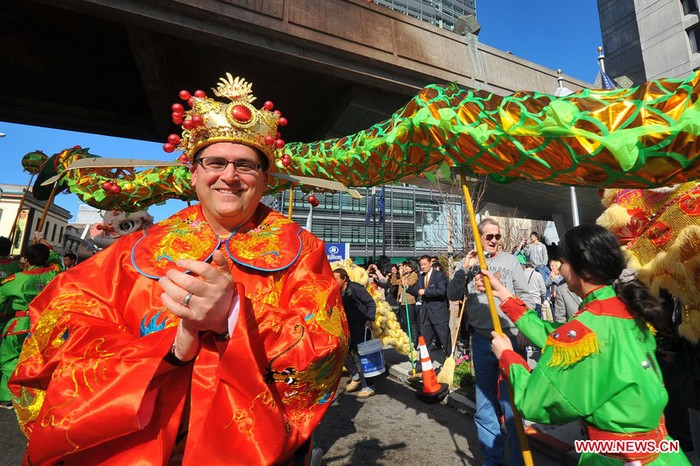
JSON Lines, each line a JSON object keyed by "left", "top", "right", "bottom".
{"left": 9, "top": 174, "right": 36, "bottom": 243}
{"left": 287, "top": 186, "right": 294, "bottom": 220}
{"left": 459, "top": 171, "right": 534, "bottom": 466}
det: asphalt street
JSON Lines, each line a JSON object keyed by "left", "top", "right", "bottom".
{"left": 0, "top": 374, "right": 564, "bottom": 465}
{"left": 315, "top": 373, "right": 564, "bottom": 465}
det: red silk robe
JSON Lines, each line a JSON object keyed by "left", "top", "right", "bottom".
{"left": 10, "top": 204, "right": 348, "bottom": 465}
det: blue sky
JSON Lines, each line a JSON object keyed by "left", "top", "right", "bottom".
{"left": 0, "top": 1, "right": 603, "bottom": 223}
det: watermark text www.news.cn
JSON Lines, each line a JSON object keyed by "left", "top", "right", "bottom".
{"left": 574, "top": 439, "right": 679, "bottom": 455}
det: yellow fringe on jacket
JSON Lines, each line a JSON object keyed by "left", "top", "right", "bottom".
{"left": 546, "top": 331, "right": 599, "bottom": 368}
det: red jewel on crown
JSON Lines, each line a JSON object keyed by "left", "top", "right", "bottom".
{"left": 231, "top": 105, "right": 252, "bottom": 123}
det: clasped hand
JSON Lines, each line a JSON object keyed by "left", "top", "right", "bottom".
{"left": 159, "top": 250, "right": 234, "bottom": 361}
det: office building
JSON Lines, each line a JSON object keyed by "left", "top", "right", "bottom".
{"left": 598, "top": 0, "right": 700, "bottom": 84}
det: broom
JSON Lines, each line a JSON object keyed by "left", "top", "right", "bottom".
{"left": 402, "top": 284, "right": 418, "bottom": 377}
{"left": 436, "top": 297, "right": 467, "bottom": 386}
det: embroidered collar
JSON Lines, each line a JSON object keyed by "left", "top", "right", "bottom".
{"left": 132, "top": 204, "right": 303, "bottom": 279}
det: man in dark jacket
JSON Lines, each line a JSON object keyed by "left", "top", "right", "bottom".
{"left": 407, "top": 255, "right": 451, "bottom": 365}
{"left": 333, "top": 268, "right": 377, "bottom": 398}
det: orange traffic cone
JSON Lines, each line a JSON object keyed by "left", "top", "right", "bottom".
{"left": 415, "top": 336, "right": 449, "bottom": 403}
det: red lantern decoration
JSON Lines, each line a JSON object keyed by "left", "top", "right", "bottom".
{"left": 278, "top": 117, "right": 288, "bottom": 127}
{"left": 179, "top": 90, "right": 191, "bottom": 100}
{"left": 163, "top": 143, "right": 175, "bottom": 153}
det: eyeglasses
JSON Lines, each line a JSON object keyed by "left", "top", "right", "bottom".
{"left": 482, "top": 234, "right": 502, "bottom": 241}
{"left": 196, "top": 157, "right": 264, "bottom": 174}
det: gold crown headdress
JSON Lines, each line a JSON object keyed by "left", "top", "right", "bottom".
{"left": 163, "top": 73, "right": 287, "bottom": 164}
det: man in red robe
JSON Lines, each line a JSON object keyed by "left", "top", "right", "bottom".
{"left": 9, "top": 73, "right": 349, "bottom": 465}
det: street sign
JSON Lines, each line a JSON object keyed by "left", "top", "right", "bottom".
{"left": 326, "top": 243, "right": 349, "bottom": 262}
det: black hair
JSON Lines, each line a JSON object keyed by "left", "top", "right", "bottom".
{"left": 530, "top": 231, "right": 541, "bottom": 241}
{"left": 64, "top": 252, "right": 77, "bottom": 261}
{"left": 558, "top": 224, "right": 664, "bottom": 329}
{"left": 25, "top": 244, "right": 50, "bottom": 267}
{"left": 0, "top": 237, "right": 11, "bottom": 256}
{"left": 332, "top": 268, "right": 349, "bottom": 282}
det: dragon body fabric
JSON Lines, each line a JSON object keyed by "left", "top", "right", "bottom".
{"left": 38, "top": 70, "right": 700, "bottom": 212}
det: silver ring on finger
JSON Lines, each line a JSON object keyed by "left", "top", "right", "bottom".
{"left": 183, "top": 292, "right": 193, "bottom": 307}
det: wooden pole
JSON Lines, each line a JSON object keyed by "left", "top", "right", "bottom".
{"left": 287, "top": 186, "right": 294, "bottom": 220}
{"left": 459, "top": 171, "right": 534, "bottom": 466}
{"left": 8, "top": 174, "right": 36, "bottom": 243}
{"left": 36, "top": 181, "right": 60, "bottom": 237}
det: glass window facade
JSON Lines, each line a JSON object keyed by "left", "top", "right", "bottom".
{"left": 270, "top": 185, "right": 464, "bottom": 261}
{"left": 372, "top": 0, "right": 476, "bottom": 32}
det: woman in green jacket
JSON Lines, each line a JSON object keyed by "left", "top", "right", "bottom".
{"left": 483, "top": 224, "right": 690, "bottom": 465}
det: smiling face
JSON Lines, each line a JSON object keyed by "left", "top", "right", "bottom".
{"left": 480, "top": 222, "right": 501, "bottom": 256}
{"left": 191, "top": 142, "right": 269, "bottom": 235}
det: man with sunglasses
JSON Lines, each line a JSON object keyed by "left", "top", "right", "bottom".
{"left": 447, "top": 218, "right": 534, "bottom": 466}
{"left": 11, "top": 73, "right": 348, "bottom": 465}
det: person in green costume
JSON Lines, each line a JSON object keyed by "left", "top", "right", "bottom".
{"left": 0, "top": 237, "right": 22, "bottom": 335}
{"left": 482, "top": 224, "right": 690, "bottom": 465}
{"left": 0, "top": 243, "right": 58, "bottom": 409}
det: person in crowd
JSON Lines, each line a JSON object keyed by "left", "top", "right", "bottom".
{"left": 393, "top": 260, "right": 420, "bottom": 348}
{"left": 430, "top": 256, "right": 444, "bottom": 273}
{"left": 446, "top": 218, "right": 534, "bottom": 466}
{"left": 9, "top": 72, "right": 348, "bottom": 465}
{"left": 656, "top": 291, "right": 700, "bottom": 459}
{"left": 522, "top": 261, "right": 546, "bottom": 318}
{"left": 0, "top": 237, "right": 21, "bottom": 282}
{"left": 552, "top": 281, "right": 582, "bottom": 323}
{"left": 408, "top": 255, "right": 451, "bottom": 364}
{"left": 333, "top": 268, "right": 377, "bottom": 399}
{"left": 518, "top": 231, "right": 549, "bottom": 285}
{"left": 487, "top": 224, "right": 690, "bottom": 466}
{"left": 0, "top": 244, "right": 58, "bottom": 409}
{"left": 371, "top": 263, "right": 399, "bottom": 315}
{"left": 62, "top": 252, "right": 77, "bottom": 269}
{"left": 0, "top": 237, "right": 22, "bottom": 334}
{"left": 547, "top": 258, "right": 562, "bottom": 303}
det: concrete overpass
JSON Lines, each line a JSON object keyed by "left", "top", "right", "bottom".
{"left": 1, "top": 0, "right": 604, "bottom": 229}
